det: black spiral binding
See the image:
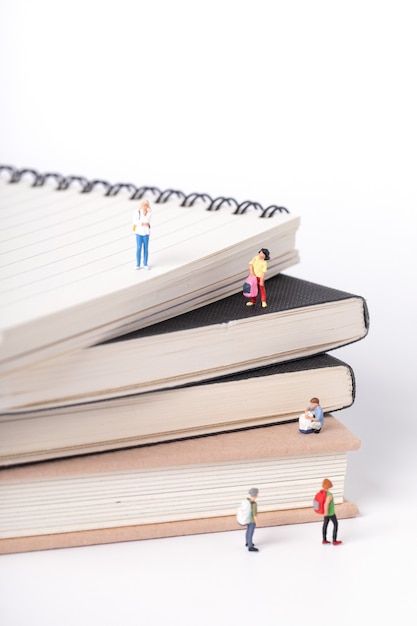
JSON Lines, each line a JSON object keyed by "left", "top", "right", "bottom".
{"left": 0, "top": 165, "right": 289, "bottom": 217}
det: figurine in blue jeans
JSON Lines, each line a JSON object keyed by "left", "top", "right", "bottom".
{"left": 246, "top": 488, "right": 259, "bottom": 552}
{"left": 299, "top": 397, "right": 324, "bottom": 434}
{"left": 132, "top": 199, "right": 152, "bottom": 269}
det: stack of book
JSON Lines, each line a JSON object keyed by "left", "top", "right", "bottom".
{"left": 0, "top": 166, "right": 369, "bottom": 554}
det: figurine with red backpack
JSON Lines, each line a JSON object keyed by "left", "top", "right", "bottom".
{"left": 313, "top": 478, "right": 343, "bottom": 546}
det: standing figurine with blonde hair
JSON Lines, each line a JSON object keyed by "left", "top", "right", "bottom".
{"left": 322, "top": 478, "right": 342, "bottom": 546}
{"left": 132, "top": 199, "right": 152, "bottom": 269}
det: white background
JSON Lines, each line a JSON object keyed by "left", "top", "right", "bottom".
{"left": 0, "top": 1, "right": 416, "bottom": 624}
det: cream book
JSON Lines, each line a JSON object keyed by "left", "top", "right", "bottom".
{"left": 0, "top": 416, "right": 360, "bottom": 555}
{"left": 0, "top": 166, "right": 300, "bottom": 373}
{"left": 0, "top": 354, "right": 355, "bottom": 466}
{"left": 0, "top": 274, "right": 369, "bottom": 412}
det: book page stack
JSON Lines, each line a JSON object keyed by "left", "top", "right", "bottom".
{"left": 0, "top": 166, "right": 369, "bottom": 554}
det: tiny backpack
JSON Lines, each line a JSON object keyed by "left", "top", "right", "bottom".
{"left": 237, "top": 498, "right": 252, "bottom": 525}
{"left": 243, "top": 275, "right": 258, "bottom": 298}
{"left": 313, "top": 489, "right": 327, "bottom": 514}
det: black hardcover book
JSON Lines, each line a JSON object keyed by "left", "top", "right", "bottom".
{"left": 0, "top": 274, "right": 368, "bottom": 413}
{"left": 0, "top": 353, "right": 355, "bottom": 466}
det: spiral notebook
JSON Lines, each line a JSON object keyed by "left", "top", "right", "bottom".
{"left": 0, "top": 165, "right": 300, "bottom": 373}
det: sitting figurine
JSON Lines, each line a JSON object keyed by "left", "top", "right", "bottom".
{"left": 299, "top": 397, "right": 324, "bottom": 434}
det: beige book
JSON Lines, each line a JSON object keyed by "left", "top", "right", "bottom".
{"left": 0, "top": 416, "right": 360, "bottom": 554}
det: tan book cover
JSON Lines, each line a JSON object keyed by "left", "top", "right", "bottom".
{"left": 0, "top": 416, "right": 360, "bottom": 554}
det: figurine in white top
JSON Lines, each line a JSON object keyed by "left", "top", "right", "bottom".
{"left": 132, "top": 199, "right": 152, "bottom": 269}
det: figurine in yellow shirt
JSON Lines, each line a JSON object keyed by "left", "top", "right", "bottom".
{"left": 246, "top": 248, "right": 270, "bottom": 308}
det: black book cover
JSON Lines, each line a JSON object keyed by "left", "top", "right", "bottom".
{"left": 104, "top": 273, "right": 369, "bottom": 343}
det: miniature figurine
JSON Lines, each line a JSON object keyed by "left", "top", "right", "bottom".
{"left": 321, "top": 478, "right": 342, "bottom": 545}
{"left": 298, "top": 397, "right": 324, "bottom": 434}
{"left": 246, "top": 248, "right": 270, "bottom": 308}
{"left": 132, "top": 199, "right": 152, "bottom": 269}
{"left": 237, "top": 488, "right": 259, "bottom": 552}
